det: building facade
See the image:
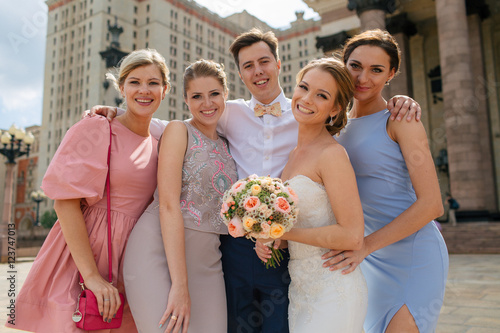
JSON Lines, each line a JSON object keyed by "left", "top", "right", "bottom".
{"left": 0, "top": 126, "right": 41, "bottom": 233}
{"left": 34, "top": 0, "right": 500, "bottom": 222}
{"left": 306, "top": 0, "right": 500, "bottom": 217}
{"left": 37, "top": 0, "right": 322, "bottom": 210}
{"left": 13, "top": 126, "right": 43, "bottom": 235}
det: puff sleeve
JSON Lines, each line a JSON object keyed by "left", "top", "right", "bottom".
{"left": 41, "top": 116, "right": 111, "bottom": 206}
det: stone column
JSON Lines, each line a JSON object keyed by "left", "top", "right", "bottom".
{"left": 347, "top": 0, "right": 396, "bottom": 31}
{"left": 467, "top": 12, "right": 497, "bottom": 211}
{"left": 435, "top": 0, "right": 488, "bottom": 210}
{"left": 386, "top": 13, "right": 417, "bottom": 97}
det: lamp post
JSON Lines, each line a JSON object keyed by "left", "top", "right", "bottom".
{"left": 1, "top": 124, "right": 35, "bottom": 262}
{"left": 30, "top": 190, "right": 46, "bottom": 227}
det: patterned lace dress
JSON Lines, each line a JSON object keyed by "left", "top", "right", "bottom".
{"left": 123, "top": 121, "right": 237, "bottom": 333}
{"left": 287, "top": 175, "right": 368, "bottom": 333}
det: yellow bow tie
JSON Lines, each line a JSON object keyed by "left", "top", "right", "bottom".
{"left": 254, "top": 102, "right": 282, "bottom": 117}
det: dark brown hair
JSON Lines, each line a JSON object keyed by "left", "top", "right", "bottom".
{"left": 229, "top": 28, "right": 279, "bottom": 71}
{"left": 295, "top": 58, "right": 354, "bottom": 136}
{"left": 342, "top": 29, "right": 401, "bottom": 75}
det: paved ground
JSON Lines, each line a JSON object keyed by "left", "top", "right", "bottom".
{"left": 0, "top": 254, "right": 499, "bottom": 332}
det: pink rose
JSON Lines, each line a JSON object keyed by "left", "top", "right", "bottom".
{"left": 221, "top": 202, "right": 229, "bottom": 216}
{"left": 285, "top": 186, "right": 299, "bottom": 203}
{"left": 231, "top": 181, "right": 247, "bottom": 195}
{"left": 275, "top": 197, "right": 291, "bottom": 214}
{"left": 244, "top": 196, "right": 261, "bottom": 212}
{"left": 227, "top": 216, "right": 245, "bottom": 238}
{"left": 259, "top": 222, "right": 271, "bottom": 238}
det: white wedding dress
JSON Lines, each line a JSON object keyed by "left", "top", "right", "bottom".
{"left": 287, "top": 175, "right": 368, "bottom": 332}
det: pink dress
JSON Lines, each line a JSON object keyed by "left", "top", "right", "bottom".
{"left": 6, "top": 116, "right": 158, "bottom": 333}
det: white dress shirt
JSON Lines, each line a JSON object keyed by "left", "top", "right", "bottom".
{"left": 217, "top": 90, "right": 298, "bottom": 178}
{"left": 147, "top": 90, "right": 298, "bottom": 179}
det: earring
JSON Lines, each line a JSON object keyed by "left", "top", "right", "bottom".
{"left": 329, "top": 116, "right": 334, "bottom": 126}
{"left": 385, "top": 80, "right": 390, "bottom": 86}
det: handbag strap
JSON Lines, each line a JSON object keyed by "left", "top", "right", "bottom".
{"left": 79, "top": 122, "right": 113, "bottom": 286}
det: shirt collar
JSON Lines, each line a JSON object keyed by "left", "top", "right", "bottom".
{"left": 249, "top": 90, "right": 288, "bottom": 112}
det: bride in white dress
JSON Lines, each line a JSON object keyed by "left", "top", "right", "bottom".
{"left": 256, "top": 58, "right": 367, "bottom": 332}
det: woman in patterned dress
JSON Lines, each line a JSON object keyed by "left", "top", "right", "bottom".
{"left": 123, "top": 59, "right": 237, "bottom": 333}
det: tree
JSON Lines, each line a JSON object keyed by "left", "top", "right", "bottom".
{"left": 40, "top": 209, "right": 58, "bottom": 229}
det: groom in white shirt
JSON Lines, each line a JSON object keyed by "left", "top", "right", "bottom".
{"left": 217, "top": 29, "right": 297, "bottom": 333}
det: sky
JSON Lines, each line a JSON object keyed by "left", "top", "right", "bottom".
{"left": 0, "top": 0, "right": 318, "bottom": 131}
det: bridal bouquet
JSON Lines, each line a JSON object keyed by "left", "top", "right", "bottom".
{"left": 220, "top": 174, "right": 299, "bottom": 268}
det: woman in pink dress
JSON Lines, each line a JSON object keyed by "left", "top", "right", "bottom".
{"left": 6, "top": 48, "right": 169, "bottom": 333}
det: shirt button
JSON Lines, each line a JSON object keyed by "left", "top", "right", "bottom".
{"left": 266, "top": 135, "right": 270, "bottom": 139}
{"left": 265, "top": 156, "right": 269, "bottom": 160}
{"left": 266, "top": 120, "right": 270, "bottom": 124}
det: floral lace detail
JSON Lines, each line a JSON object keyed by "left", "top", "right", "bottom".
{"left": 286, "top": 175, "right": 367, "bottom": 332}
{"left": 180, "top": 123, "right": 237, "bottom": 233}
{"left": 146, "top": 122, "right": 237, "bottom": 234}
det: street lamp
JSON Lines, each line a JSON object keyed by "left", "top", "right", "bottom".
{"left": 1, "top": 124, "right": 35, "bottom": 262}
{"left": 30, "top": 190, "right": 46, "bottom": 227}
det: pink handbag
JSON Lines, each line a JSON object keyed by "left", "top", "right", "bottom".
{"left": 72, "top": 122, "right": 125, "bottom": 330}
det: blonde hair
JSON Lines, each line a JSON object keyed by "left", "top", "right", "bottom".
{"left": 106, "top": 48, "right": 171, "bottom": 93}
{"left": 295, "top": 58, "right": 354, "bottom": 136}
{"left": 183, "top": 60, "right": 228, "bottom": 98}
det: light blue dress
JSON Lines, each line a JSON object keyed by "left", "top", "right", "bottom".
{"left": 336, "top": 109, "right": 449, "bottom": 333}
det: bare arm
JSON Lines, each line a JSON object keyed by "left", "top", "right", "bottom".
{"left": 387, "top": 95, "right": 422, "bottom": 122}
{"left": 326, "top": 118, "right": 443, "bottom": 274}
{"left": 55, "top": 199, "right": 121, "bottom": 323}
{"left": 157, "top": 121, "right": 190, "bottom": 333}
{"left": 281, "top": 145, "right": 364, "bottom": 250}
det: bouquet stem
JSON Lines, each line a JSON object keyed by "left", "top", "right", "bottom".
{"left": 264, "top": 241, "right": 284, "bottom": 269}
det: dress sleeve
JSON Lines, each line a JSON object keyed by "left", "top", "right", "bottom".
{"left": 41, "top": 116, "right": 111, "bottom": 206}
{"left": 217, "top": 101, "right": 232, "bottom": 137}
{"left": 150, "top": 117, "right": 168, "bottom": 140}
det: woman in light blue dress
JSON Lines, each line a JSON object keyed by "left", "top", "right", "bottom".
{"left": 332, "top": 29, "right": 449, "bottom": 333}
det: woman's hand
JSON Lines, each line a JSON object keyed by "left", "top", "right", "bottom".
{"left": 83, "top": 105, "right": 118, "bottom": 121}
{"left": 158, "top": 286, "right": 191, "bottom": 333}
{"left": 82, "top": 273, "right": 122, "bottom": 323}
{"left": 321, "top": 247, "right": 368, "bottom": 275}
{"left": 387, "top": 95, "right": 421, "bottom": 122}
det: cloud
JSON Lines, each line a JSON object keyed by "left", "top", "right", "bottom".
{"left": 0, "top": 0, "right": 47, "bottom": 129}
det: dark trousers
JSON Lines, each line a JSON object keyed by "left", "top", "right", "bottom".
{"left": 220, "top": 235, "right": 290, "bottom": 333}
